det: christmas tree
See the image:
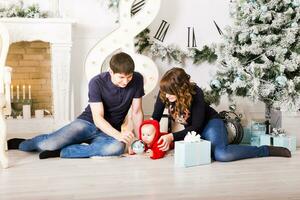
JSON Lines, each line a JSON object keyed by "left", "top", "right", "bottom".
{"left": 210, "top": 0, "right": 300, "bottom": 111}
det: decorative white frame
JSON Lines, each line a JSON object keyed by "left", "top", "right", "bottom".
{"left": 84, "top": 0, "right": 161, "bottom": 96}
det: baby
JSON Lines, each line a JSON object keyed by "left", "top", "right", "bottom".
{"left": 132, "top": 119, "right": 170, "bottom": 159}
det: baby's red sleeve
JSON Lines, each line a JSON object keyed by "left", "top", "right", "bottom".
{"left": 150, "top": 142, "right": 166, "bottom": 159}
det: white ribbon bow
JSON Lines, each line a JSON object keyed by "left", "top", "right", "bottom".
{"left": 184, "top": 131, "right": 201, "bottom": 142}
{"left": 271, "top": 128, "right": 286, "bottom": 137}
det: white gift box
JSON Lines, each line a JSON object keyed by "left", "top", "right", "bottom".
{"left": 174, "top": 132, "right": 211, "bottom": 167}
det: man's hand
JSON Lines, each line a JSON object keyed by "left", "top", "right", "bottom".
{"left": 158, "top": 133, "right": 174, "bottom": 151}
{"left": 118, "top": 131, "right": 135, "bottom": 145}
{"left": 128, "top": 145, "right": 135, "bottom": 155}
{"left": 131, "top": 97, "right": 144, "bottom": 137}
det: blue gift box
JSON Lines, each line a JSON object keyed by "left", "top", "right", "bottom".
{"left": 241, "top": 127, "right": 251, "bottom": 144}
{"left": 250, "top": 136, "right": 261, "bottom": 146}
{"left": 260, "top": 134, "right": 297, "bottom": 153}
{"left": 174, "top": 140, "right": 211, "bottom": 167}
{"left": 248, "top": 121, "right": 265, "bottom": 146}
{"left": 260, "top": 134, "right": 272, "bottom": 146}
{"left": 274, "top": 136, "right": 297, "bottom": 153}
{"left": 251, "top": 120, "right": 266, "bottom": 137}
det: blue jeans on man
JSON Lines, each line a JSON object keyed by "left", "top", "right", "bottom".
{"left": 19, "top": 119, "right": 125, "bottom": 158}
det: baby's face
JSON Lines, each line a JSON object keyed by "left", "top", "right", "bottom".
{"left": 141, "top": 124, "right": 156, "bottom": 145}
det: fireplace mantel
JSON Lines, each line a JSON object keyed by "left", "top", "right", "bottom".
{"left": 0, "top": 18, "right": 74, "bottom": 44}
{"left": 1, "top": 18, "right": 75, "bottom": 134}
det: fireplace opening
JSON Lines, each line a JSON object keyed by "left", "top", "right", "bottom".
{"left": 6, "top": 41, "right": 53, "bottom": 118}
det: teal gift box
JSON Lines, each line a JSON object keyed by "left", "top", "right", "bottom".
{"left": 251, "top": 120, "right": 266, "bottom": 137}
{"left": 250, "top": 136, "right": 261, "bottom": 146}
{"left": 260, "top": 134, "right": 272, "bottom": 146}
{"left": 260, "top": 134, "right": 297, "bottom": 153}
{"left": 241, "top": 127, "right": 251, "bottom": 144}
{"left": 174, "top": 140, "right": 211, "bottom": 167}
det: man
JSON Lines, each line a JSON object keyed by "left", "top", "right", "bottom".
{"left": 8, "top": 52, "right": 144, "bottom": 159}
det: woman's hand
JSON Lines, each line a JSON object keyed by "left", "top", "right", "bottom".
{"left": 146, "top": 149, "right": 153, "bottom": 157}
{"left": 158, "top": 133, "right": 174, "bottom": 151}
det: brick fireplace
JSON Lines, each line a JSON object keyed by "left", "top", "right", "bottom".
{"left": 1, "top": 18, "right": 74, "bottom": 135}
{"left": 7, "top": 41, "right": 53, "bottom": 113}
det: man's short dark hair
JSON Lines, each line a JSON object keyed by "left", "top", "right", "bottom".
{"left": 110, "top": 52, "right": 135, "bottom": 75}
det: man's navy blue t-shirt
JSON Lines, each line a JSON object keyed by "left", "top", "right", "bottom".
{"left": 77, "top": 72, "right": 144, "bottom": 131}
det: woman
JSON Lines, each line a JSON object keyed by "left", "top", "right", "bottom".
{"left": 152, "top": 67, "right": 291, "bottom": 162}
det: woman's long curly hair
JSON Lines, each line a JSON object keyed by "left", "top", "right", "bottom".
{"left": 159, "top": 67, "right": 196, "bottom": 118}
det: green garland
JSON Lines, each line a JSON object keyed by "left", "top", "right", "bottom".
{"left": 0, "top": 1, "right": 48, "bottom": 18}
{"left": 135, "top": 28, "right": 217, "bottom": 65}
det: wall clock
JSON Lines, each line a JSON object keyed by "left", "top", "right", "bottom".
{"left": 129, "top": 0, "right": 230, "bottom": 91}
{"left": 144, "top": 0, "right": 230, "bottom": 54}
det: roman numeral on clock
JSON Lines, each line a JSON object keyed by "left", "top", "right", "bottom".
{"left": 187, "top": 27, "right": 197, "bottom": 47}
{"left": 154, "top": 20, "right": 170, "bottom": 42}
{"left": 131, "top": 0, "right": 146, "bottom": 15}
{"left": 213, "top": 20, "right": 223, "bottom": 35}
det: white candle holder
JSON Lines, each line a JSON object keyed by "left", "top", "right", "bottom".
{"left": 35, "top": 109, "right": 44, "bottom": 119}
{"left": 22, "top": 104, "right": 31, "bottom": 120}
{"left": 6, "top": 115, "right": 13, "bottom": 120}
{"left": 11, "top": 99, "right": 32, "bottom": 118}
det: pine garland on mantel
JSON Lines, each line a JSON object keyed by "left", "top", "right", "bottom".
{"left": 135, "top": 28, "right": 217, "bottom": 65}
{"left": 105, "top": 0, "right": 218, "bottom": 65}
{"left": 0, "top": 1, "right": 48, "bottom": 18}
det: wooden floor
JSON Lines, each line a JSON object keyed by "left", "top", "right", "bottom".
{"left": 1, "top": 150, "right": 300, "bottom": 200}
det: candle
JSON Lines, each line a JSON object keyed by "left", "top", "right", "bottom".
{"left": 23, "top": 105, "right": 31, "bottom": 120}
{"left": 11, "top": 85, "right": 13, "bottom": 100}
{"left": 23, "top": 85, "right": 25, "bottom": 100}
{"left": 28, "top": 85, "right": 31, "bottom": 100}
{"left": 17, "top": 85, "right": 19, "bottom": 100}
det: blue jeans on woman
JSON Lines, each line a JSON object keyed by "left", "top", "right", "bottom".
{"left": 19, "top": 119, "right": 125, "bottom": 158}
{"left": 201, "top": 118, "right": 269, "bottom": 162}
